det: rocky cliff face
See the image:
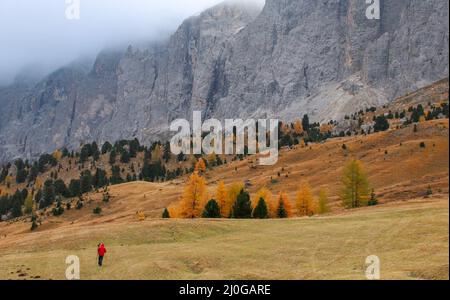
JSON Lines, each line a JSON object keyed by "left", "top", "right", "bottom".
{"left": 0, "top": 0, "right": 448, "bottom": 161}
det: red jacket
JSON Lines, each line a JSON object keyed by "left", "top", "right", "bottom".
{"left": 98, "top": 244, "right": 107, "bottom": 257}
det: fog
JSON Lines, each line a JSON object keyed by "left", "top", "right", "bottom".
{"left": 0, "top": 0, "right": 264, "bottom": 86}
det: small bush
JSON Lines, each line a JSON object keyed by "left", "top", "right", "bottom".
{"left": 93, "top": 207, "right": 102, "bottom": 215}
{"left": 420, "top": 142, "right": 426, "bottom": 148}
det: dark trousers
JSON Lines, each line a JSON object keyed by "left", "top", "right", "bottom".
{"left": 98, "top": 255, "right": 104, "bottom": 266}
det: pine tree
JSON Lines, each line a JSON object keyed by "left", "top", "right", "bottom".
{"left": 202, "top": 199, "right": 221, "bottom": 218}
{"left": 231, "top": 190, "right": 252, "bottom": 219}
{"left": 54, "top": 179, "right": 70, "bottom": 198}
{"left": 302, "top": 114, "right": 310, "bottom": 131}
{"left": 30, "top": 214, "right": 38, "bottom": 231}
{"left": 178, "top": 171, "right": 208, "bottom": 218}
{"left": 162, "top": 208, "right": 170, "bottom": 218}
{"left": 40, "top": 179, "right": 55, "bottom": 209}
{"left": 226, "top": 182, "right": 244, "bottom": 218}
{"left": 368, "top": 189, "right": 378, "bottom": 206}
{"left": 252, "top": 198, "right": 269, "bottom": 219}
{"left": 317, "top": 189, "right": 330, "bottom": 214}
{"left": 296, "top": 182, "right": 315, "bottom": 217}
{"left": 80, "top": 170, "right": 93, "bottom": 194}
{"left": 120, "top": 149, "right": 131, "bottom": 163}
{"left": 163, "top": 141, "right": 171, "bottom": 163}
{"left": 341, "top": 160, "right": 370, "bottom": 208}
{"left": 277, "top": 192, "right": 293, "bottom": 218}
{"left": 101, "top": 141, "right": 113, "bottom": 154}
{"left": 69, "top": 179, "right": 81, "bottom": 197}
{"left": 110, "top": 165, "right": 123, "bottom": 185}
{"left": 93, "top": 168, "right": 108, "bottom": 188}
{"left": 109, "top": 149, "right": 117, "bottom": 165}
{"left": 255, "top": 187, "right": 275, "bottom": 217}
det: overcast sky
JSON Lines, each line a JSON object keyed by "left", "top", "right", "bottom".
{"left": 0, "top": 0, "right": 264, "bottom": 85}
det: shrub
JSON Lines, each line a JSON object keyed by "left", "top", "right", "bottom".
{"left": 420, "top": 142, "right": 426, "bottom": 148}
{"left": 93, "top": 207, "right": 102, "bottom": 215}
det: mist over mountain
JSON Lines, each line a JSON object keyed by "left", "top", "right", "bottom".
{"left": 0, "top": 0, "right": 448, "bottom": 162}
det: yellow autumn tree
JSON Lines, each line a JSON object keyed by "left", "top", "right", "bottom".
{"left": 151, "top": 145, "right": 162, "bottom": 162}
{"left": 294, "top": 120, "right": 304, "bottom": 135}
{"left": 168, "top": 203, "right": 181, "bottom": 218}
{"left": 255, "top": 187, "right": 275, "bottom": 217}
{"left": 52, "top": 149, "right": 62, "bottom": 161}
{"left": 341, "top": 159, "right": 370, "bottom": 208}
{"left": 195, "top": 158, "right": 207, "bottom": 173}
{"left": 24, "top": 193, "right": 34, "bottom": 214}
{"left": 320, "top": 124, "right": 333, "bottom": 134}
{"left": 178, "top": 172, "right": 208, "bottom": 218}
{"left": 277, "top": 192, "right": 293, "bottom": 218}
{"left": 207, "top": 153, "right": 217, "bottom": 167}
{"left": 296, "top": 182, "right": 315, "bottom": 217}
{"left": 215, "top": 181, "right": 228, "bottom": 217}
{"left": 226, "top": 182, "right": 244, "bottom": 217}
{"left": 317, "top": 189, "right": 330, "bottom": 214}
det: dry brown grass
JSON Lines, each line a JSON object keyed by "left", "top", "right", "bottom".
{"left": 0, "top": 196, "right": 447, "bottom": 280}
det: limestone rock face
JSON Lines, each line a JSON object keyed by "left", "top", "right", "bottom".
{"left": 0, "top": 0, "right": 448, "bottom": 161}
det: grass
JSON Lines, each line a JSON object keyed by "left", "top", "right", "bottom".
{"left": 0, "top": 197, "right": 448, "bottom": 280}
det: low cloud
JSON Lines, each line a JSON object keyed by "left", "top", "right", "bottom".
{"left": 0, "top": 0, "right": 264, "bottom": 85}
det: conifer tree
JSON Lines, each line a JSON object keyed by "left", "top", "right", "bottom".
{"left": 317, "top": 189, "right": 330, "bottom": 214}
{"left": 341, "top": 160, "right": 370, "bottom": 208}
{"left": 195, "top": 158, "right": 207, "bottom": 173}
{"left": 202, "top": 199, "right": 221, "bottom": 218}
{"left": 277, "top": 192, "right": 293, "bottom": 218}
{"left": 178, "top": 171, "right": 208, "bottom": 218}
{"left": 69, "top": 179, "right": 82, "bottom": 197}
{"left": 226, "top": 182, "right": 244, "bottom": 218}
{"left": 368, "top": 189, "right": 378, "bottom": 206}
{"left": 231, "top": 190, "right": 252, "bottom": 219}
{"left": 277, "top": 200, "right": 288, "bottom": 218}
{"left": 162, "top": 208, "right": 170, "bottom": 219}
{"left": 296, "top": 182, "right": 315, "bottom": 217}
{"left": 252, "top": 197, "right": 269, "bottom": 219}
{"left": 101, "top": 141, "right": 113, "bottom": 154}
{"left": 256, "top": 187, "right": 275, "bottom": 217}
{"left": 215, "top": 181, "right": 228, "bottom": 218}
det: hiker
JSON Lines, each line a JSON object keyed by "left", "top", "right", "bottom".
{"left": 97, "top": 243, "right": 107, "bottom": 267}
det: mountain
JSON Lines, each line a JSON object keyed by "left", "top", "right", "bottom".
{"left": 0, "top": 0, "right": 448, "bottom": 162}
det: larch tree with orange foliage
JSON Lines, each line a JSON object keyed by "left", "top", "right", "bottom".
{"left": 178, "top": 171, "right": 208, "bottom": 218}
{"left": 296, "top": 182, "right": 315, "bottom": 217}
{"left": 277, "top": 192, "right": 293, "bottom": 218}
{"left": 294, "top": 120, "right": 304, "bottom": 135}
{"left": 226, "top": 182, "right": 244, "bottom": 217}
{"left": 195, "top": 158, "right": 207, "bottom": 173}
{"left": 215, "top": 181, "right": 228, "bottom": 217}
